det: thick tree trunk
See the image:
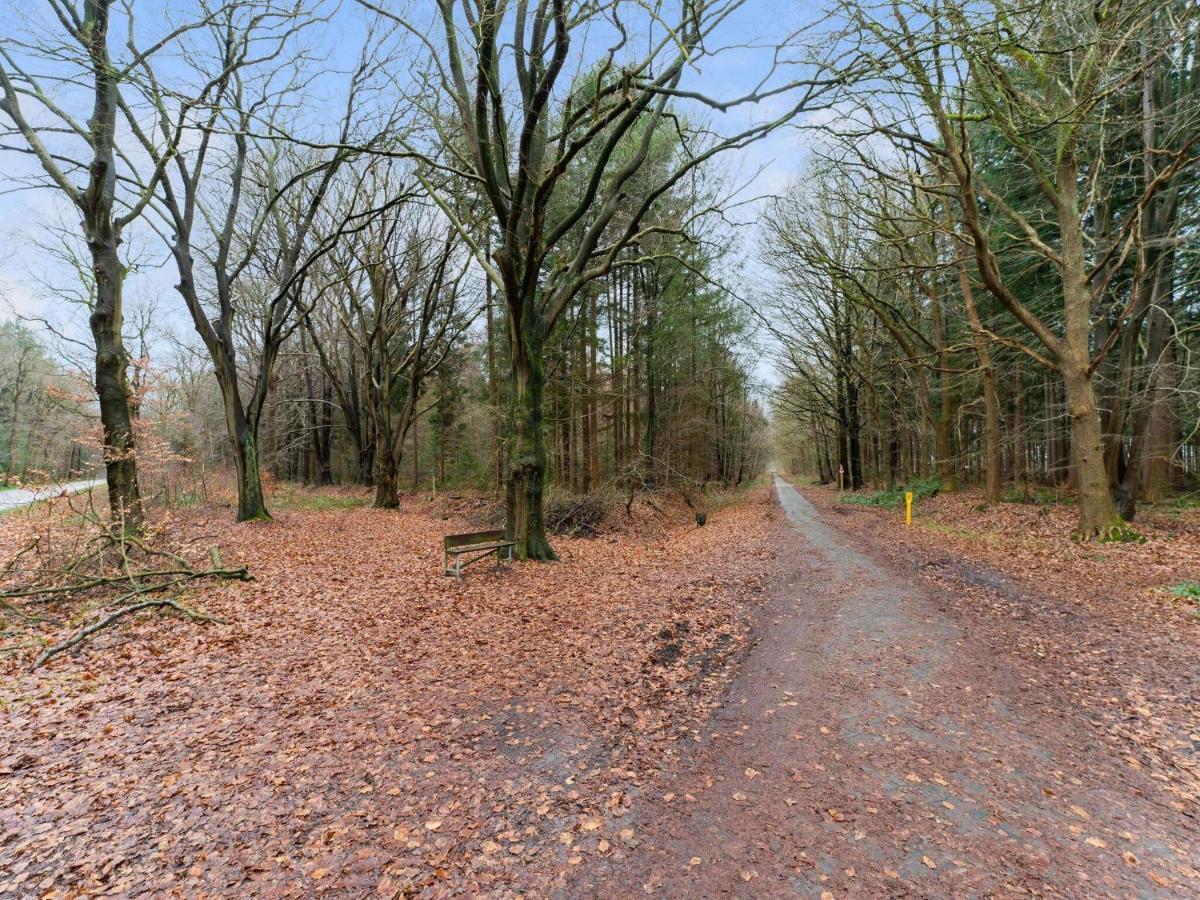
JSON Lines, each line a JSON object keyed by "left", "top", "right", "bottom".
{"left": 214, "top": 359, "right": 270, "bottom": 522}
{"left": 1142, "top": 334, "right": 1178, "bottom": 502}
{"left": 980, "top": 368, "right": 1003, "bottom": 503}
{"left": 506, "top": 320, "right": 555, "bottom": 560}
{"left": 1061, "top": 365, "right": 1126, "bottom": 538}
{"left": 374, "top": 450, "right": 399, "bottom": 509}
{"left": 89, "top": 242, "right": 144, "bottom": 533}
{"left": 1057, "top": 159, "right": 1129, "bottom": 540}
{"left": 232, "top": 421, "right": 270, "bottom": 522}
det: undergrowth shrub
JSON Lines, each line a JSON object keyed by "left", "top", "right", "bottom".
{"left": 841, "top": 476, "right": 941, "bottom": 510}
{"left": 1168, "top": 581, "right": 1200, "bottom": 601}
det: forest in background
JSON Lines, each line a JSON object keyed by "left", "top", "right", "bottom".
{"left": 769, "top": 0, "right": 1199, "bottom": 541}
{"left": 0, "top": 0, "right": 777, "bottom": 549}
{"left": 0, "top": 0, "right": 1196, "bottom": 548}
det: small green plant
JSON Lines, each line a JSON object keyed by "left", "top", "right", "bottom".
{"left": 1167, "top": 492, "right": 1200, "bottom": 511}
{"left": 841, "top": 477, "right": 941, "bottom": 510}
{"left": 1168, "top": 581, "right": 1200, "bottom": 602}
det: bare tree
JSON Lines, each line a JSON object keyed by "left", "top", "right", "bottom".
{"left": 125, "top": 4, "right": 396, "bottom": 520}
{"left": 356, "top": 0, "right": 847, "bottom": 557}
{"left": 322, "top": 188, "right": 476, "bottom": 508}
{"left": 0, "top": 1, "right": 227, "bottom": 530}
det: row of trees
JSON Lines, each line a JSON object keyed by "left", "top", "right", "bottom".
{"left": 1, "top": 0, "right": 788, "bottom": 555}
{"left": 0, "top": 322, "right": 92, "bottom": 482}
{"left": 768, "top": 0, "right": 1199, "bottom": 540}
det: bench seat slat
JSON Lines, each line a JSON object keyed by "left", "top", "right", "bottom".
{"left": 449, "top": 540, "right": 513, "bottom": 553}
{"left": 443, "top": 529, "right": 517, "bottom": 579}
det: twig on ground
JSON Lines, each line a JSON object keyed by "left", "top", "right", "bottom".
{"left": 34, "top": 598, "right": 227, "bottom": 668}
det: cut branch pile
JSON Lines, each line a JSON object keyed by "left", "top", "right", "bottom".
{"left": 1, "top": 515, "right": 250, "bottom": 668}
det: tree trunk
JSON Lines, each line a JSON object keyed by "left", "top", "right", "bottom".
{"left": 1057, "top": 156, "right": 1127, "bottom": 540}
{"left": 1012, "top": 364, "right": 1027, "bottom": 493}
{"left": 929, "top": 283, "right": 956, "bottom": 490}
{"left": 506, "top": 318, "right": 555, "bottom": 560}
{"left": 1061, "top": 365, "right": 1126, "bottom": 538}
{"left": 374, "top": 447, "right": 399, "bottom": 509}
{"left": 1142, "top": 332, "right": 1178, "bottom": 502}
{"left": 951, "top": 237, "right": 1002, "bottom": 502}
{"left": 90, "top": 242, "right": 144, "bottom": 532}
{"left": 232, "top": 420, "right": 270, "bottom": 521}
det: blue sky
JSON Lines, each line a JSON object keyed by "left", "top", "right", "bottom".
{"left": 0, "top": 0, "right": 831, "bottom": 383}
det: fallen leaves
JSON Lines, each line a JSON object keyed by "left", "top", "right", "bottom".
{"left": 804, "top": 482, "right": 1200, "bottom": 807}
{"left": 0, "top": 487, "right": 776, "bottom": 894}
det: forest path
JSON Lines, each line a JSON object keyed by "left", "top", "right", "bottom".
{"left": 575, "top": 475, "right": 1198, "bottom": 897}
{"left": 0, "top": 478, "right": 103, "bottom": 513}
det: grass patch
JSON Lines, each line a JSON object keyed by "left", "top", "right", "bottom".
{"left": 1168, "top": 581, "right": 1200, "bottom": 602}
{"left": 269, "top": 488, "right": 370, "bottom": 512}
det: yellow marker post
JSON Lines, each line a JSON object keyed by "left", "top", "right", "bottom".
{"left": 905, "top": 491, "right": 913, "bottom": 526}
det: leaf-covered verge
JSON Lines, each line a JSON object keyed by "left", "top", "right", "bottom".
{"left": 801, "top": 480, "right": 1200, "bottom": 807}
{"left": 0, "top": 487, "right": 775, "bottom": 896}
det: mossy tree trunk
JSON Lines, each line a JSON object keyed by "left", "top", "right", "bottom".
{"left": 233, "top": 425, "right": 270, "bottom": 522}
{"left": 505, "top": 313, "right": 556, "bottom": 560}
{"left": 216, "top": 368, "right": 271, "bottom": 523}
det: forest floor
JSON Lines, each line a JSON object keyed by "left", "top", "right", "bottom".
{"left": 576, "top": 477, "right": 1199, "bottom": 897}
{"left": 1, "top": 477, "right": 1198, "bottom": 897}
{"left": 0, "top": 484, "right": 776, "bottom": 897}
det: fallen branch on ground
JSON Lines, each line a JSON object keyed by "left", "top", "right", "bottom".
{"left": 34, "top": 598, "right": 227, "bottom": 668}
{"left": 2, "top": 513, "right": 252, "bottom": 668}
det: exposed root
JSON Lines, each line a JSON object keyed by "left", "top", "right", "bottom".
{"left": 1070, "top": 522, "right": 1146, "bottom": 544}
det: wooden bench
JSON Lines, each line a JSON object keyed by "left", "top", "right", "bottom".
{"left": 443, "top": 529, "right": 517, "bottom": 579}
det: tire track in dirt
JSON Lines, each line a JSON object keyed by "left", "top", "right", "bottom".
{"left": 571, "top": 475, "right": 1199, "bottom": 897}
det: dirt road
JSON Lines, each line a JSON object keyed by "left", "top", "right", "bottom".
{"left": 576, "top": 475, "right": 1198, "bottom": 897}
{"left": 0, "top": 478, "right": 102, "bottom": 514}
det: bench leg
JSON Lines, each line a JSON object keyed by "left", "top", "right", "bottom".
{"left": 455, "top": 556, "right": 462, "bottom": 580}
